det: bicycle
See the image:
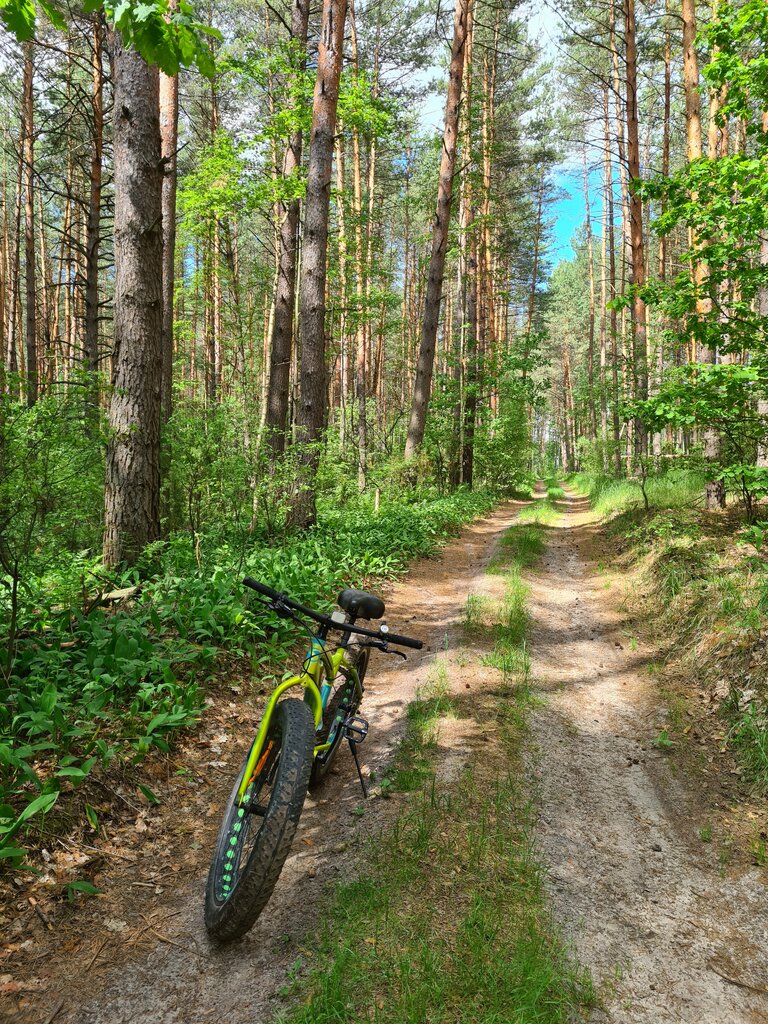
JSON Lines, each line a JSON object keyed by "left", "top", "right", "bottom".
{"left": 204, "top": 577, "right": 423, "bottom": 943}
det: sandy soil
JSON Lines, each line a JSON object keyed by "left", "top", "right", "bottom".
{"left": 6, "top": 490, "right": 768, "bottom": 1024}
{"left": 528, "top": 490, "right": 768, "bottom": 1023}
{"left": 3, "top": 502, "right": 523, "bottom": 1024}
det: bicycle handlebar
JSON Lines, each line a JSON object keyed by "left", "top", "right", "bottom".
{"left": 242, "top": 577, "right": 423, "bottom": 650}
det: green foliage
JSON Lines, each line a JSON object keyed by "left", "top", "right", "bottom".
{"left": 179, "top": 131, "right": 274, "bottom": 234}
{"left": 703, "top": 1, "right": 768, "bottom": 133}
{"left": 1, "top": 0, "right": 219, "bottom": 76}
{"left": 629, "top": 364, "right": 768, "bottom": 515}
{"left": 570, "top": 470, "right": 707, "bottom": 517}
{"left": 638, "top": 157, "right": 768, "bottom": 359}
{"left": 0, "top": 477, "right": 493, "bottom": 861}
{"left": 630, "top": 363, "right": 768, "bottom": 434}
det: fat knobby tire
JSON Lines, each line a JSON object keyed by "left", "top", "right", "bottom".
{"left": 204, "top": 698, "right": 315, "bottom": 942}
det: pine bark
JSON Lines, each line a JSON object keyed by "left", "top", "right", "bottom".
{"left": 625, "top": 0, "right": 647, "bottom": 451}
{"left": 103, "top": 36, "right": 163, "bottom": 567}
{"left": 404, "top": 0, "right": 469, "bottom": 461}
{"left": 84, "top": 15, "right": 104, "bottom": 382}
{"left": 292, "top": 0, "right": 347, "bottom": 528}
{"left": 22, "top": 42, "right": 37, "bottom": 407}
{"left": 159, "top": 20, "right": 179, "bottom": 423}
{"left": 682, "top": 0, "right": 724, "bottom": 507}
{"left": 265, "top": 0, "right": 310, "bottom": 458}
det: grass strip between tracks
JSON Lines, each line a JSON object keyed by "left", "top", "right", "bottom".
{"left": 276, "top": 494, "right": 596, "bottom": 1024}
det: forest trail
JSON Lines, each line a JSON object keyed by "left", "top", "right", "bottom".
{"left": 15, "top": 501, "right": 526, "bottom": 1024}
{"left": 10, "top": 491, "right": 768, "bottom": 1024}
{"left": 529, "top": 490, "right": 768, "bottom": 1023}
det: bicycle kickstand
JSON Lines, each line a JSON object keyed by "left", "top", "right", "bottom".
{"left": 344, "top": 715, "right": 370, "bottom": 799}
{"left": 348, "top": 737, "right": 368, "bottom": 799}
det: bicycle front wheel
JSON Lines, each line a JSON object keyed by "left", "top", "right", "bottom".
{"left": 204, "top": 697, "right": 315, "bottom": 942}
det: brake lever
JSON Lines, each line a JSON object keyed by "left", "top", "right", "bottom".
{"left": 270, "top": 599, "right": 296, "bottom": 621}
{"left": 380, "top": 642, "right": 407, "bottom": 660}
{"left": 358, "top": 639, "right": 407, "bottom": 659}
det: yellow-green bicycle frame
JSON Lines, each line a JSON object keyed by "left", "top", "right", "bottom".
{"left": 236, "top": 637, "right": 363, "bottom": 805}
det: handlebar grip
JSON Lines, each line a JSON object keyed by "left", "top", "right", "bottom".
{"left": 243, "top": 577, "right": 282, "bottom": 601}
{"left": 384, "top": 632, "right": 423, "bottom": 650}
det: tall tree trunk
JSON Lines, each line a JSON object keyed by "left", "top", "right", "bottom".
{"left": 404, "top": 0, "right": 469, "bottom": 461}
{"left": 604, "top": 88, "right": 622, "bottom": 477}
{"left": 625, "top": 0, "right": 647, "bottom": 456}
{"left": 349, "top": 0, "right": 368, "bottom": 488}
{"left": 84, "top": 14, "right": 104, "bottom": 386}
{"left": 292, "top": 0, "right": 347, "bottom": 528}
{"left": 462, "top": 234, "right": 478, "bottom": 487}
{"left": 103, "top": 36, "right": 163, "bottom": 567}
{"left": 335, "top": 135, "right": 349, "bottom": 453}
{"left": 758, "top": 111, "right": 768, "bottom": 469}
{"left": 22, "top": 41, "right": 37, "bottom": 407}
{"left": 7, "top": 148, "right": 23, "bottom": 388}
{"left": 583, "top": 148, "right": 597, "bottom": 440}
{"left": 682, "top": 0, "right": 724, "bottom": 507}
{"left": 37, "top": 190, "right": 53, "bottom": 386}
{"left": 159, "top": 10, "right": 179, "bottom": 424}
{"left": 460, "top": 0, "right": 476, "bottom": 486}
{"left": 265, "top": 0, "right": 310, "bottom": 459}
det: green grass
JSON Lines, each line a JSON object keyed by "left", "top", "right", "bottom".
{"left": 276, "top": 495, "right": 595, "bottom": 1024}
{"left": 544, "top": 477, "right": 566, "bottom": 501}
{"left": 277, "top": 767, "right": 595, "bottom": 1024}
{"left": 569, "top": 470, "right": 706, "bottom": 517}
{"left": 392, "top": 661, "right": 456, "bottom": 792}
{"left": 727, "top": 704, "right": 768, "bottom": 792}
{"left": 585, "top": 471, "right": 768, "bottom": 794}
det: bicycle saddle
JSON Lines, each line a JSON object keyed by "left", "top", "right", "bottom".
{"left": 338, "top": 589, "right": 385, "bottom": 620}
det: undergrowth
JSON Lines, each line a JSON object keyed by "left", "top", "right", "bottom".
{"left": 569, "top": 469, "right": 706, "bottom": 517}
{"left": 589, "top": 476, "right": 768, "bottom": 793}
{"left": 277, "top": 494, "right": 595, "bottom": 1023}
{"left": 0, "top": 489, "right": 495, "bottom": 864}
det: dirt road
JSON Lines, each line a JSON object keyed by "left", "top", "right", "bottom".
{"left": 528, "top": 491, "right": 768, "bottom": 1023}
{"left": 16, "top": 502, "right": 523, "bottom": 1024}
{"left": 9, "top": 491, "right": 768, "bottom": 1024}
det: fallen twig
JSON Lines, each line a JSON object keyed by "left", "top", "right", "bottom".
{"left": 86, "top": 937, "right": 109, "bottom": 971}
{"left": 147, "top": 927, "right": 210, "bottom": 959}
{"left": 28, "top": 897, "right": 52, "bottom": 931}
{"left": 139, "top": 914, "right": 209, "bottom": 959}
{"left": 41, "top": 999, "right": 64, "bottom": 1024}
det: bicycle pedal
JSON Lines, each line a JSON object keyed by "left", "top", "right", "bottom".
{"left": 343, "top": 715, "right": 369, "bottom": 744}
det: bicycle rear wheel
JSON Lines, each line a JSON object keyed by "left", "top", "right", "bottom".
{"left": 204, "top": 697, "right": 314, "bottom": 942}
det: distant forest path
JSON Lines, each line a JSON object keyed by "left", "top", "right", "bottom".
{"left": 18, "top": 502, "right": 525, "bottom": 1024}
{"left": 528, "top": 489, "right": 768, "bottom": 1023}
